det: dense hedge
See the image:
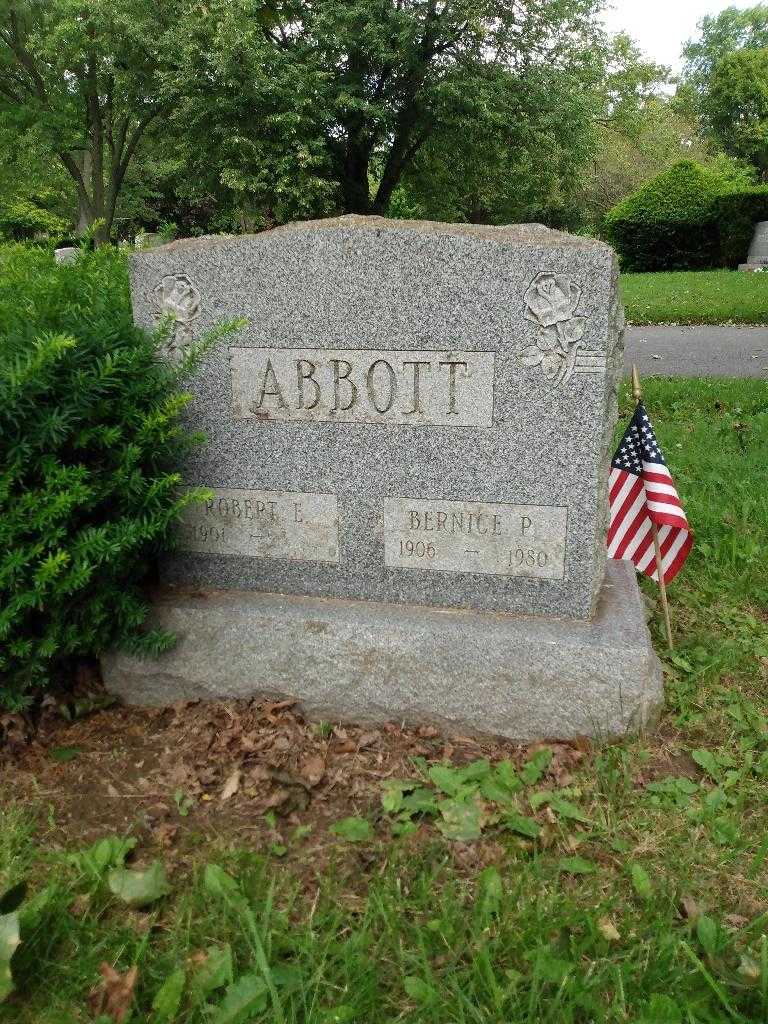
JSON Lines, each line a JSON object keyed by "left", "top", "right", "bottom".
{"left": 605, "top": 161, "right": 730, "bottom": 272}
{"left": 0, "top": 244, "right": 219, "bottom": 709}
{"left": 0, "top": 197, "right": 69, "bottom": 241}
{"left": 713, "top": 186, "right": 768, "bottom": 268}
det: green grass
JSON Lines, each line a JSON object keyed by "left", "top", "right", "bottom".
{"left": 621, "top": 270, "right": 768, "bottom": 325}
{"left": 2, "top": 377, "right": 768, "bottom": 1024}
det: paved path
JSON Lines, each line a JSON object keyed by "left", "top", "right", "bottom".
{"left": 624, "top": 325, "right": 768, "bottom": 378}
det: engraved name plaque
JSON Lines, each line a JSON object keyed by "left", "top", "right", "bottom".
{"left": 383, "top": 498, "right": 567, "bottom": 579}
{"left": 179, "top": 488, "right": 339, "bottom": 563}
{"left": 229, "top": 348, "right": 495, "bottom": 426}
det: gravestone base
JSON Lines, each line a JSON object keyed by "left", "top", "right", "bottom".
{"left": 102, "top": 561, "right": 662, "bottom": 742}
{"left": 738, "top": 263, "right": 768, "bottom": 272}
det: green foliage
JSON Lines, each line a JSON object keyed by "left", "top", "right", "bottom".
{"left": 0, "top": 0, "right": 191, "bottom": 240}
{"left": 706, "top": 48, "right": 768, "bottom": 177}
{"left": 682, "top": 4, "right": 768, "bottom": 95}
{"left": 0, "top": 243, "right": 217, "bottom": 708}
{"left": 714, "top": 186, "right": 768, "bottom": 265}
{"left": 605, "top": 160, "right": 735, "bottom": 270}
{"left": 0, "top": 197, "right": 69, "bottom": 242}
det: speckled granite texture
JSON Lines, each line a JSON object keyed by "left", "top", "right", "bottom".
{"left": 130, "top": 216, "right": 624, "bottom": 619}
{"left": 102, "top": 561, "right": 662, "bottom": 742}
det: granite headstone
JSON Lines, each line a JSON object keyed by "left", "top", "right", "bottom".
{"left": 103, "top": 216, "right": 662, "bottom": 740}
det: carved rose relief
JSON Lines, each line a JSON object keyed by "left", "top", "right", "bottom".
{"left": 518, "top": 272, "right": 588, "bottom": 387}
{"left": 152, "top": 273, "right": 201, "bottom": 362}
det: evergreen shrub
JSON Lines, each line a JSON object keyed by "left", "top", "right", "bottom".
{"left": 0, "top": 197, "right": 69, "bottom": 241}
{"left": 713, "top": 186, "right": 768, "bottom": 267}
{"left": 0, "top": 243, "right": 223, "bottom": 709}
{"left": 605, "top": 161, "right": 730, "bottom": 272}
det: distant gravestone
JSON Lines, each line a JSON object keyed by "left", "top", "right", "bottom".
{"left": 103, "top": 216, "right": 662, "bottom": 740}
{"left": 54, "top": 246, "right": 79, "bottom": 264}
{"left": 739, "top": 220, "right": 768, "bottom": 271}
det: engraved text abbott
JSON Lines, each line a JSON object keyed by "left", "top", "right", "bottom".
{"left": 229, "top": 348, "right": 495, "bottom": 427}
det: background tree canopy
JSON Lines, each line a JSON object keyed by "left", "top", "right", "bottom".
{"left": 0, "top": 0, "right": 762, "bottom": 238}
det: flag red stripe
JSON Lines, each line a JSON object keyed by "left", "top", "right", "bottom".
{"left": 613, "top": 504, "right": 650, "bottom": 560}
{"left": 662, "top": 533, "right": 694, "bottom": 583}
{"left": 607, "top": 476, "right": 644, "bottom": 544}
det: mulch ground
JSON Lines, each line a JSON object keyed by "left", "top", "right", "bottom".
{"left": 0, "top": 692, "right": 594, "bottom": 880}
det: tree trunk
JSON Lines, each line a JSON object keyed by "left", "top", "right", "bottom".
{"left": 339, "top": 134, "right": 373, "bottom": 214}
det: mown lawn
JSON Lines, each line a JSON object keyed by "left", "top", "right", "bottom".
{"left": 621, "top": 270, "right": 768, "bottom": 325}
{"left": 1, "top": 377, "right": 768, "bottom": 1024}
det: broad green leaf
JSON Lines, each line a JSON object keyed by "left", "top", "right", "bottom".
{"left": 528, "top": 790, "right": 551, "bottom": 811}
{"left": 330, "top": 817, "right": 373, "bottom": 842}
{"left": 504, "top": 813, "right": 541, "bottom": 839}
{"left": 381, "top": 778, "right": 421, "bottom": 814}
{"left": 692, "top": 749, "right": 722, "bottom": 782}
{"left": 0, "top": 912, "right": 20, "bottom": 1003}
{"left": 152, "top": 968, "right": 186, "bottom": 1022}
{"left": 391, "top": 820, "right": 418, "bottom": 837}
{"left": 520, "top": 748, "right": 553, "bottom": 785}
{"left": 70, "top": 836, "right": 136, "bottom": 878}
{"left": 630, "top": 863, "right": 653, "bottom": 900}
{"left": 457, "top": 759, "right": 491, "bottom": 783}
{"left": 495, "top": 760, "right": 520, "bottom": 788}
{"left": 381, "top": 786, "right": 404, "bottom": 814}
{"left": 558, "top": 856, "right": 595, "bottom": 875}
{"left": 18, "top": 884, "right": 56, "bottom": 932}
{"left": 50, "top": 746, "right": 82, "bottom": 762}
{"left": 206, "top": 974, "right": 269, "bottom": 1023}
{"left": 435, "top": 797, "right": 483, "bottom": 841}
{"left": 548, "top": 796, "right": 591, "bottom": 824}
{"left": 403, "top": 975, "right": 438, "bottom": 1005}
{"left": 108, "top": 860, "right": 169, "bottom": 908}
{"left": 203, "top": 865, "right": 241, "bottom": 900}
{"left": 189, "top": 945, "right": 233, "bottom": 1003}
{"left": 320, "top": 1006, "right": 356, "bottom": 1023}
{"left": 428, "top": 764, "right": 464, "bottom": 796}
{"left": 400, "top": 787, "right": 438, "bottom": 817}
{"left": 696, "top": 915, "right": 719, "bottom": 958}
{"left": 480, "top": 776, "right": 519, "bottom": 804}
{"left": 476, "top": 866, "right": 503, "bottom": 920}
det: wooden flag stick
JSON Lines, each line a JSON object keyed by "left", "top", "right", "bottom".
{"left": 631, "top": 364, "right": 674, "bottom": 651}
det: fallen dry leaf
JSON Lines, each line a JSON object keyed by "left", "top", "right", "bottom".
{"left": 88, "top": 963, "right": 138, "bottom": 1023}
{"left": 300, "top": 755, "right": 326, "bottom": 787}
{"left": 598, "top": 917, "right": 621, "bottom": 942}
{"left": 220, "top": 767, "right": 241, "bottom": 801}
{"left": 69, "top": 893, "right": 91, "bottom": 918}
{"left": 680, "top": 896, "right": 701, "bottom": 923}
{"left": 153, "top": 823, "right": 179, "bottom": 848}
{"left": 725, "top": 913, "right": 750, "bottom": 929}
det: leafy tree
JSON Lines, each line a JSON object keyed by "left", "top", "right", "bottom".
{"left": 0, "top": 119, "right": 73, "bottom": 239}
{"left": 393, "top": 32, "right": 670, "bottom": 230}
{"left": 705, "top": 48, "right": 768, "bottom": 179}
{"left": 0, "top": 0, "right": 190, "bottom": 241}
{"left": 171, "top": 0, "right": 609, "bottom": 220}
{"left": 682, "top": 4, "right": 768, "bottom": 91}
{"left": 577, "top": 102, "right": 748, "bottom": 233}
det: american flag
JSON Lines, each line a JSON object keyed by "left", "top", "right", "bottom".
{"left": 608, "top": 400, "right": 693, "bottom": 584}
